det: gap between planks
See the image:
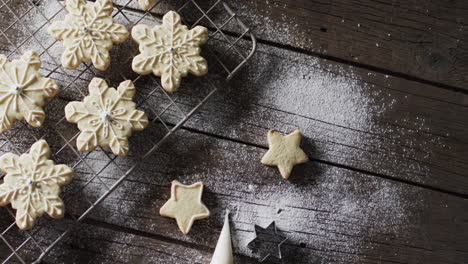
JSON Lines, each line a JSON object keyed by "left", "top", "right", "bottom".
{"left": 40, "top": 91, "right": 468, "bottom": 200}
{"left": 112, "top": 1, "right": 468, "bottom": 95}
{"left": 179, "top": 123, "right": 468, "bottom": 200}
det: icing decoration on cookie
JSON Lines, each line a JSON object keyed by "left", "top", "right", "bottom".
{"left": 160, "top": 180, "right": 210, "bottom": 234}
{"left": 48, "top": 0, "right": 129, "bottom": 71}
{"left": 138, "top": 0, "right": 156, "bottom": 10}
{"left": 132, "top": 11, "right": 208, "bottom": 93}
{"left": 0, "top": 51, "right": 59, "bottom": 132}
{"left": 0, "top": 140, "right": 73, "bottom": 230}
{"left": 65, "top": 78, "right": 148, "bottom": 156}
{"left": 261, "top": 130, "right": 309, "bottom": 179}
{"left": 210, "top": 211, "right": 234, "bottom": 264}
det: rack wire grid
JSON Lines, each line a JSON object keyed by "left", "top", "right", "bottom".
{"left": 0, "top": 0, "right": 257, "bottom": 262}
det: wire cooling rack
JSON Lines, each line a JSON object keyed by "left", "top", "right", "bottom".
{"left": 0, "top": 0, "right": 256, "bottom": 262}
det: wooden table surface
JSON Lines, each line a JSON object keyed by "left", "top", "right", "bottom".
{"left": 1, "top": 0, "right": 468, "bottom": 263}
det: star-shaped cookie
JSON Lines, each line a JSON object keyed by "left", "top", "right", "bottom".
{"left": 48, "top": 0, "right": 129, "bottom": 70}
{"left": 131, "top": 11, "right": 208, "bottom": 93}
{"left": 261, "top": 130, "right": 309, "bottom": 179}
{"left": 0, "top": 140, "right": 73, "bottom": 230}
{"left": 64, "top": 78, "right": 148, "bottom": 156}
{"left": 160, "top": 180, "right": 210, "bottom": 234}
{"left": 0, "top": 51, "right": 59, "bottom": 132}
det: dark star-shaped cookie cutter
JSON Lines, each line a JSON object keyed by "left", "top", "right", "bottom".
{"left": 247, "top": 221, "right": 288, "bottom": 262}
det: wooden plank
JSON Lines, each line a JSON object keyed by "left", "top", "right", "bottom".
{"left": 47, "top": 222, "right": 256, "bottom": 264}
{"left": 44, "top": 126, "right": 468, "bottom": 264}
{"left": 4, "top": 7, "right": 463, "bottom": 197}
{"left": 5, "top": 32, "right": 466, "bottom": 195}
{"left": 177, "top": 42, "right": 468, "bottom": 195}
{"left": 0, "top": 220, "right": 237, "bottom": 264}
{"left": 219, "top": 0, "right": 468, "bottom": 90}
{"left": 1, "top": 121, "right": 468, "bottom": 263}
{"left": 136, "top": 42, "right": 468, "bottom": 195}
{"left": 7, "top": 1, "right": 463, "bottom": 196}
{"left": 37, "top": 39, "right": 468, "bottom": 195}
{"left": 2, "top": 0, "right": 468, "bottom": 91}
{"left": 0, "top": 2, "right": 467, "bottom": 263}
{"left": 105, "top": 0, "right": 468, "bottom": 90}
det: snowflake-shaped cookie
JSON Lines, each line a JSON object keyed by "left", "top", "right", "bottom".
{"left": 0, "top": 51, "right": 59, "bottom": 132}
{"left": 48, "top": 0, "right": 129, "bottom": 71}
{"left": 65, "top": 78, "right": 149, "bottom": 156}
{"left": 132, "top": 11, "right": 209, "bottom": 93}
{"left": 0, "top": 140, "right": 73, "bottom": 230}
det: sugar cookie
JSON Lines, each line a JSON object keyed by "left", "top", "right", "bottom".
{"left": 261, "top": 130, "right": 309, "bottom": 179}
{"left": 160, "top": 180, "right": 210, "bottom": 234}
{"left": 48, "top": 0, "right": 129, "bottom": 71}
{"left": 132, "top": 11, "right": 208, "bottom": 93}
{"left": 0, "top": 140, "right": 73, "bottom": 230}
{"left": 0, "top": 51, "right": 59, "bottom": 132}
{"left": 65, "top": 78, "right": 148, "bottom": 156}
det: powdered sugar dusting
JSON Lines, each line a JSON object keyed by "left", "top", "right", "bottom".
{"left": 233, "top": 1, "right": 309, "bottom": 50}
{"left": 202, "top": 44, "right": 433, "bottom": 261}
{"left": 225, "top": 164, "right": 415, "bottom": 262}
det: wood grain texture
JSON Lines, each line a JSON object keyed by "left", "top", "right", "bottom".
{"left": 171, "top": 42, "right": 468, "bottom": 196}
{"left": 107, "top": 0, "right": 468, "bottom": 90}
{"left": 37, "top": 35, "right": 468, "bottom": 196}
{"left": 0, "top": 219, "right": 226, "bottom": 264}
{"left": 59, "top": 1, "right": 468, "bottom": 195}
{"left": 0, "top": 0, "right": 467, "bottom": 263}
{"left": 7, "top": 20, "right": 466, "bottom": 196}
{"left": 21, "top": 125, "right": 468, "bottom": 264}
{"left": 1, "top": 110, "right": 468, "bottom": 263}
{"left": 222, "top": 0, "right": 468, "bottom": 90}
